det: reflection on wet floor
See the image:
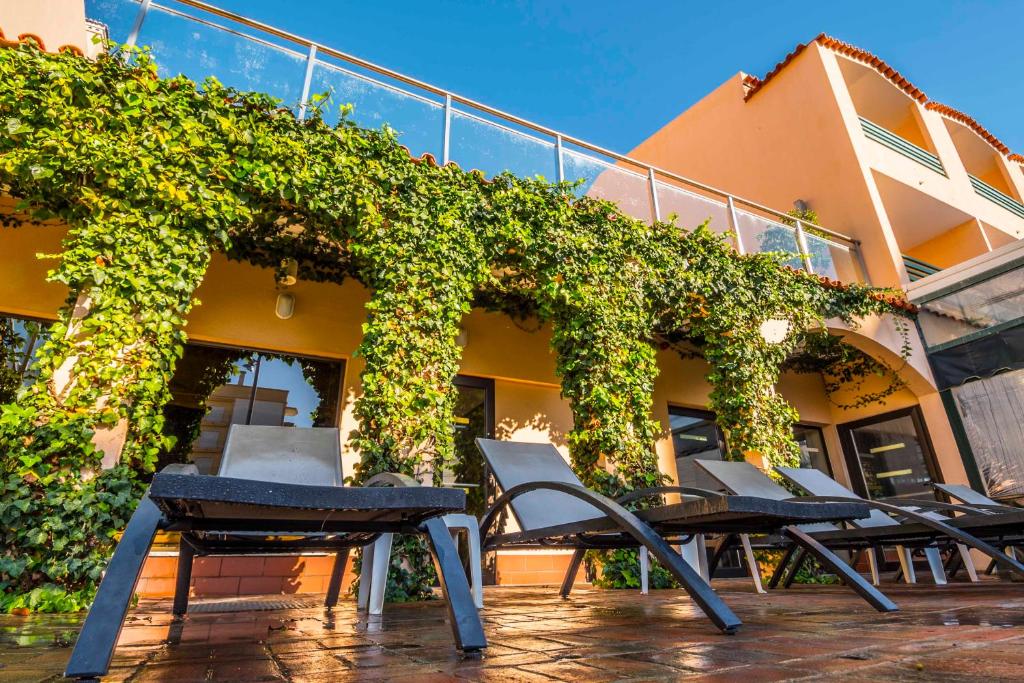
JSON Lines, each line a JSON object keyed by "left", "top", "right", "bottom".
{"left": 3, "top": 579, "right": 1024, "bottom": 681}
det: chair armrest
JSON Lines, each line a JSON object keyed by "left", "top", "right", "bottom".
{"left": 877, "top": 497, "right": 997, "bottom": 516}
{"left": 160, "top": 463, "right": 199, "bottom": 476}
{"left": 616, "top": 486, "right": 723, "bottom": 507}
{"left": 365, "top": 472, "right": 421, "bottom": 488}
{"left": 480, "top": 480, "right": 648, "bottom": 542}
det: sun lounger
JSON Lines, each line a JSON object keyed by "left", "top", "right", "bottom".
{"left": 64, "top": 427, "right": 485, "bottom": 681}
{"left": 693, "top": 459, "right": 1024, "bottom": 588}
{"left": 475, "top": 438, "right": 897, "bottom": 636}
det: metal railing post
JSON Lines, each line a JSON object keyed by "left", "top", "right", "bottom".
{"left": 648, "top": 168, "right": 661, "bottom": 222}
{"left": 297, "top": 44, "right": 318, "bottom": 121}
{"left": 727, "top": 196, "right": 745, "bottom": 254}
{"left": 124, "top": 0, "right": 152, "bottom": 51}
{"left": 794, "top": 220, "right": 815, "bottom": 274}
{"left": 554, "top": 134, "right": 564, "bottom": 183}
{"left": 108, "top": 0, "right": 864, "bottom": 274}
{"left": 853, "top": 240, "right": 871, "bottom": 285}
{"left": 442, "top": 94, "right": 452, "bottom": 165}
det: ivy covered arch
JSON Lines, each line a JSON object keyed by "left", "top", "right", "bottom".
{"left": 0, "top": 44, "right": 914, "bottom": 603}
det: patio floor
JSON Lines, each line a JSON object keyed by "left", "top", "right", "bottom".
{"left": 3, "top": 579, "right": 1024, "bottom": 682}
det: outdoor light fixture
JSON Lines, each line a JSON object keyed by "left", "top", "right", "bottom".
{"left": 456, "top": 327, "right": 469, "bottom": 347}
{"left": 758, "top": 318, "right": 790, "bottom": 344}
{"left": 275, "top": 291, "right": 296, "bottom": 320}
{"left": 277, "top": 258, "right": 298, "bottom": 286}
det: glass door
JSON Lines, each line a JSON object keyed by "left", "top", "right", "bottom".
{"left": 839, "top": 407, "right": 938, "bottom": 500}
{"left": 793, "top": 424, "right": 833, "bottom": 475}
{"left": 450, "top": 375, "right": 496, "bottom": 583}
{"left": 669, "top": 406, "right": 727, "bottom": 491}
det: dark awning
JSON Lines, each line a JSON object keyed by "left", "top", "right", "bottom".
{"left": 929, "top": 323, "right": 1024, "bottom": 390}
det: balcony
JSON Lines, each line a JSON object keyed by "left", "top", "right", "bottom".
{"left": 902, "top": 254, "right": 941, "bottom": 282}
{"left": 860, "top": 117, "right": 945, "bottom": 176}
{"left": 85, "top": 0, "right": 866, "bottom": 284}
{"left": 969, "top": 174, "right": 1024, "bottom": 220}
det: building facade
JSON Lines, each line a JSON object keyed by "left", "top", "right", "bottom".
{"left": 2, "top": 3, "right": 1020, "bottom": 596}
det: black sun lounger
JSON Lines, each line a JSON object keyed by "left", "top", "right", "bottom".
{"left": 694, "top": 458, "right": 1024, "bottom": 588}
{"left": 776, "top": 466, "right": 1024, "bottom": 582}
{"left": 931, "top": 482, "right": 1024, "bottom": 577}
{"left": 64, "top": 450, "right": 485, "bottom": 681}
{"left": 475, "top": 438, "right": 897, "bottom": 636}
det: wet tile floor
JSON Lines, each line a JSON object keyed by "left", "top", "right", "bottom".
{"left": 3, "top": 579, "right": 1024, "bottom": 681}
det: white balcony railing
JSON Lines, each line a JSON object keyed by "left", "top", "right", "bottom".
{"left": 85, "top": 0, "right": 868, "bottom": 284}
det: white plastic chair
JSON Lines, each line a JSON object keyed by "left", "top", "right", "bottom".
{"left": 357, "top": 513, "right": 484, "bottom": 613}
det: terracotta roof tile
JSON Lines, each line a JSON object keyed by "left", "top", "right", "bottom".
{"left": 925, "top": 101, "right": 1010, "bottom": 154}
{"left": 744, "top": 34, "right": 926, "bottom": 103}
{"left": 744, "top": 34, "right": 1019, "bottom": 159}
{"left": 0, "top": 26, "right": 82, "bottom": 55}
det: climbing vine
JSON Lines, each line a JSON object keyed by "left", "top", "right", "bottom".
{"left": 0, "top": 42, "right": 915, "bottom": 607}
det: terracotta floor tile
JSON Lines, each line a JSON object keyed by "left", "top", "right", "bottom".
{"left": 7, "top": 579, "right": 1024, "bottom": 682}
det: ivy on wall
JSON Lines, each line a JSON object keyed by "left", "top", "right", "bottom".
{"left": 0, "top": 43, "right": 915, "bottom": 607}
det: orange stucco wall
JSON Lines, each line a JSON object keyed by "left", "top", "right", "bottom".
{"left": 0, "top": 212, "right": 978, "bottom": 590}
{"left": 0, "top": 0, "right": 98, "bottom": 57}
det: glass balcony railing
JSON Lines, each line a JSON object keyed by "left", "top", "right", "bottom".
{"left": 860, "top": 117, "right": 945, "bottom": 176}
{"left": 916, "top": 264, "right": 1024, "bottom": 349}
{"left": 84, "top": 0, "right": 867, "bottom": 284}
{"left": 969, "top": 175, "right": 1024, "bottom": 220}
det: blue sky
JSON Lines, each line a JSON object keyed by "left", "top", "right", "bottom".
{"left": 189, "top": 0, "right": 1023, "bottom": 156}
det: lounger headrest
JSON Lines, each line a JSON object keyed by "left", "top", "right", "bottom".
{"left": 775, "top": 466, "right": 897, "bottom": 528}
{"left": 694, "top": 459, "right": 791, "bottom": 501}
{"left": 475, "top": 438, "right": 604, "bottom": 532}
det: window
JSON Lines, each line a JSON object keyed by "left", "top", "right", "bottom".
{"left": 793, "top": 425, "right": 832, "bottom": 476}
{"left": 161, "top": 343, "right": 344, "bottom": 475}
{"left": 839, "top": 408, "right": 938, "bottom": 501}
{"left": 950, "top": 369, "right": 1024, "bottom": 502}
{"left": 0, "top": 314, "right": 52, "bottom": 403}
{"left": 668, "top": 406, "right": 726, "bottom": 491}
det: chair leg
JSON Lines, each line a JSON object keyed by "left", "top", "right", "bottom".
{"left": 866, "top": 548, "right": 880, "bottom": 586}
{"left": 696, "top": 535, "right": 710, "bottom": 582}
{"left": 707, "top": 533, "right": 736, "bottom": 577}
{"left": 783, "top": 548, "right": 806, "bottom": 589}
{"left": 924, "top": 547, "right": 947, "bottom": 585}
{"left": 420, "top": 517, "right": 487, "bottom": 653}
{"left": 739, "top": 534, "right": 766, "bottom": 594}
{"left": 958, "top": 544, "right": 979, "bottom": 583}
{"left": 325, "top": 548, "right": 350, "bottom": 609}
{"left": 454, "top": 521, "right": 484, "bottom": 609}
{"left": 768, "top": 545, "right": 797, "bottom": 589}
{"left": 172, "top": 539, "right": 195, "bottom": 617}
{"left": 368, "top": 533, "right": 393, "bottom": 616}
{"left": 944, "top": 547, "right": 961, "bottom": 578}
{"left": 625, "top": 530, "right": 741, "bottom": 634}
{"left": 679, "top": 536, "right": 703, "bottom": 578}
{"left": 782, "top": 526, "right": 898, "bottom": 613}
{"left": 356, "top": 541, "right": 374, "bottom": 611}
{"left": 639, "top": 546, "right": 649, "bottom": 595}
{"left": 64, "top": 496, "right": 164, "bottom": 681}
{"left": 559, "top": 549, "right": 585, "bottom": 598}
{"left": 896, "top": 546, "right": 918, "bottom": 584}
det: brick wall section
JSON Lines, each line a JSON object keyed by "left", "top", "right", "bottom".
{"left": 137, "top": 551, "right": 588, "bottom": 598}
{"left": 495, "top": 553, "right": 588, "bottom": 586}
{"left": 136, "top": 554, "right": 357, "bottom": 598}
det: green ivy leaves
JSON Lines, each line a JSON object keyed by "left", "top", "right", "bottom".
{"left": 0, "top": 42, "right": 914, "bottom": 606}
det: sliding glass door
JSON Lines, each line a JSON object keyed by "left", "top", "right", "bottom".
{"left": 838, "top": 407, "right": 938, "bottom": 500}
